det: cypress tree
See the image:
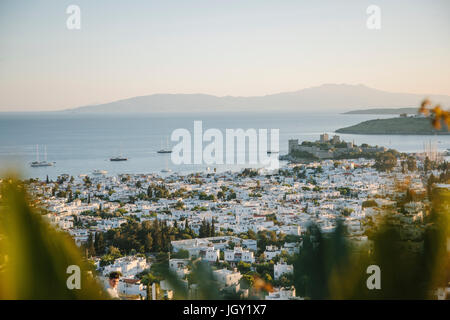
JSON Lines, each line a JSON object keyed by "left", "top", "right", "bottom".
{"left": 87, "top": 233, "right": 95, "bottom": 257}
{"left": 211, "top": 220, "right": 215, "bottom": 237}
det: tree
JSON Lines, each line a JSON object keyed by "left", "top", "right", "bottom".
{"left": 427, "top": 174, "right": 438, "bottom": 200}
{"left": 83, "top": 176, "right": 92, "bottom": 187}
{"left": 199, "top": 219, "right": 209, "bottom": 238}
{"left": 406, "top": 156, "right": 417, "bottom": 172}
{"left": 152, "top": 220, "right": 163, "bottom": 252}
{"left": 341, "top": 207, "right": 353, "bottom": 217}
{"left": 175, "top": 200, "right": 184, "bottom": 210}
{"left": 262, "top": 273, "right": 272, "bottom": 283}
{"left": 172, "top": 249, "right": 189, "bottom": 259}
{"left": 374, "top": 151, "right": 397, "bottom": 172}
{"left": 206, "top": 221, "right": 211, "bottom": 237}
{"left": 108, "top": 246, "right": 122, "bottom": 259}
{"left": 94, "top": 232, "right": 105, "bottom": 255}
{"left": 424, "top": 156, "right": 432, "bottom": 173}
{"left": 247, "top": 229, "right": 256, "bottom": 240}
{"left": 257, "top": 232, "right": 268, "bottom": 252}
{"left": 362, "top": 200, "right": 377, "bottom": 208}
{"left": 240, "top": 274, "right": 254, "bottom": 290}
{"left": 86, "top": 233, "right": 96, "bottom": 257}
{"left": 237, "top": 261, "right": 251, "bottom": 274}
{"left": 211, "top": 220, "right": 216, "bottom": 237}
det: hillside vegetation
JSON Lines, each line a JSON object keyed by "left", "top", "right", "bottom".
{"left": 336, "top": 117, "right": 449, "bottom": 135}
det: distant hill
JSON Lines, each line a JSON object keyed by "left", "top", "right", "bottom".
{"left": 66, "top": 84, "right": 450, "bottom": 113}
{"left": 336, "top": 117, "right": 449, "bottom": 135}
{"left": 343, "top": 107, "right": 419, "bottom": 115}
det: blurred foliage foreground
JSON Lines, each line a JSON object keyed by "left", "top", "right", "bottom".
{"left": 0, "top": 177, "right": 108, "bottom": 299}
{"left": 292, "top": 187, "right": 449, "bottom": 299}
{"left": 0, "top": 175, "right": 449, "bottom": 300}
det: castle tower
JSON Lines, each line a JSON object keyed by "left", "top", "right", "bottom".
{"left": 320, "top": 133, "right": 329, "bottom": 143}
{"left": 288, "top": 139, "right": 299, "bottom": 154}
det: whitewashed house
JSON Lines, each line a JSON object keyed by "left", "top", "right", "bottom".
{"left": 274, "top": 262, "right": 294, "bottom": 280}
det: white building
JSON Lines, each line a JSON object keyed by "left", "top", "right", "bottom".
{"left": 224, "top": 247, "right": 255, "bottom": 264}
{"left": 274, "top": 262, "right": 293, "bottom": 280}
{"left": 100, "top": 277, "right": 147, "bottom": 299}
{"left": 119, "top": 279, "right": 147, "bottom": 298}
{"left": 69, "top": 229, "right": 90, "bottom": 246}
{"left": 264, "top": 245, "right": 281, "bottom": 261}
{"left": 103, "top": 256, "right": 149, "bottom": 278}
{"left": 199, "top": 247, "right": 220, "bottom": 263}
{"left": 242, "top": 239, "right": 257, "bottom": 251}
{"left": 169, "top": 259, "right": 190, "bottom": 279}
{"left": 279, "top": 225, "right": 301, "bottom": 236}
{"left": 265, "top": 287, "right": 300, "bottom": 300}
{"left": 213, "top": 268, "right": 242, "bottom": 288}
{"left": 283, "top": 242, "right": 301, "bottom": 255}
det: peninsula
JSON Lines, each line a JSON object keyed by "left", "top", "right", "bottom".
{"left": 343, "top": 107, "right": 418, "bottom": 115}
{"left": 336, "top": 116, "right": 449, "bottom": 135}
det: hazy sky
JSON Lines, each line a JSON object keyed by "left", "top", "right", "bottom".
{"left": 0, "top": 0, "right": 449, "bottom": 111}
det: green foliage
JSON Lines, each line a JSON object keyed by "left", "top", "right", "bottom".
{"left": 198, "top": 219, "right": 215, "bottom": 238}
{"left": 290, "top": 150, "right": 319, "bottom": 160}
{"left": 198, "top": 192, "right": 216, "bottom": 201}
{"left": 172, "top": 249, "right": 189, "bottom": 259}
{"left": 374, "top": 151, "right": 397, "bottom": 172}
{"left": 239, "top": 168, "right": 259, "bottom": 177}
{"left": 362, "top": 200, "right": 378, "bottom": 208}
{"left": 340, "top": 207, "right": 354, "bottom": 217}
{"left": 99, "top": 219, "right": 182, "bottom": 255}
{"left": 336, "top": 117, "right": 449, "bottom": 135}
{"left": 236, "top": 261, "right": 252, "bottom": 274}
{"left": 337, "top": 187, "right": 351, "bottom": 196}
{"left": 0, "top": 177, "right": 107, "bottom": 299}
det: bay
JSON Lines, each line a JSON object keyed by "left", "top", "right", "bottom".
{"left": 0, "top": 111, "right": 448, "bottom": 180}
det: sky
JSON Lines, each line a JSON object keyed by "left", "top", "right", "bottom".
{"left": 0, "top": 0, "right": 449, "bottom": 111}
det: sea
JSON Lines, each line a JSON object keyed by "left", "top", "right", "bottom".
{"left": 0, "top": 111, "right": 449, "bottom": 181}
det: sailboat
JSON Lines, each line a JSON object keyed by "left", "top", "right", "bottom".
{"left": 110, "top": 144, "right": 128, "bottom": 161}
{"left": 157, "top": 137, "right": 172, "bottom": 153}
{"left": 31, "top": 145, "right": 55, "bottom": 167}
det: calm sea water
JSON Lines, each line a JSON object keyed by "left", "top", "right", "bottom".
{"left": 0, "top": 112, "right": 449, "bottom": 180}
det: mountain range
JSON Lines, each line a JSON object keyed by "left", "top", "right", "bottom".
{"left": 67, "top": 84, "right": 450, "bottom": 113}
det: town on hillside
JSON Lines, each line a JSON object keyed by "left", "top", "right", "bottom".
{"left": 13, "top": 144, "right": 450, "bottom": 300}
